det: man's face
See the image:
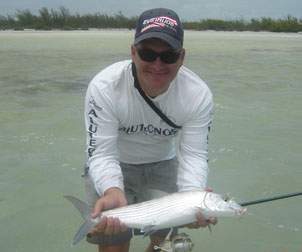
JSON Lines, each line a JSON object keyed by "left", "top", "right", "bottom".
{"left": 131, "top": 38, "right": 185, "bottom": 97}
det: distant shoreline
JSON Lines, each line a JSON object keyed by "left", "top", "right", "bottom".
{"left": 1, "top": 25, "right": 301, "bottom": 33}
{"left": 0, "top": 28, "right": 301, "bottom": 35}
{"left": 1, "top": 7, "right": 301, "bottom": 33}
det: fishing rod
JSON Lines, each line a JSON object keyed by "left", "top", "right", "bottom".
{"left": 240, "top": 191, "right": 302, "bottom": 207}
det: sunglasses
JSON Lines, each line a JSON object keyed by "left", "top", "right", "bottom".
{"left": 136, "top": 48, "right": 182, "bottom": 64}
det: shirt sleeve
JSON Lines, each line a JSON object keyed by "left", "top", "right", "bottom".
{"left": 176, "top": 88, "right": 213, "bottom": 192}
{"left": 85, "top": 81, "right": 123, "bottom": 196}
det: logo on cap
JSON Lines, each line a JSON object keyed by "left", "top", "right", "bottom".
{"left": 141, "top": 16, "right": 178, "bottom": 33}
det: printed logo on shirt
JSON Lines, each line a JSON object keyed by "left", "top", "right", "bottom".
{"left": 89, "top": 97, "right": 103, "bottom": 111}
{"left": 87, "top": 97, "right": 103, "bottom": 157}
{"left": 119, "top": 123, "right": 178, "bottom": 136}
{"left": 87, "top": 108, "right": 98, "bottom": 157}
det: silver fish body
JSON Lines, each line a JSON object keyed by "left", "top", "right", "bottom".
{"left": 65, "top": 190, "right": 246, "bottom": 245}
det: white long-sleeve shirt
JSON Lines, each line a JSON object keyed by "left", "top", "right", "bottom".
{"left": 85, "top": 60, "right": 213, "bottom": 196}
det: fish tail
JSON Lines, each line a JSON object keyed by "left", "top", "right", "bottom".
{"left": 64, "top": 195, "right": 95, "bottom": 245}
{"left": 72, "top": 219, "right": 95, "bottom": 245}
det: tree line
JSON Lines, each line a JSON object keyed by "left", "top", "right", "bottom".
{"left": 0, "top": 7, "right": 301, "bottom": 32}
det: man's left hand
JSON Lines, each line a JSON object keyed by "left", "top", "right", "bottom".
{"left": 187, "top": 212, "right": 217, "bottom": 229}
{"left": 186, "top": 187, "right": 218, "bottom": 229}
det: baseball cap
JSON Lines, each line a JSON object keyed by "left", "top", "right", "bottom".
{"left": 134, "top": 8, "right": 184, "bottom": 50}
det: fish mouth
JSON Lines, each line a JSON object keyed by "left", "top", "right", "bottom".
{"left": 235, "top": 207, "right": 247, "bottom": 216}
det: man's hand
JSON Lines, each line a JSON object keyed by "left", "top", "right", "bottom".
{"left": 186, "top": 187, "right": 218, "bottom": 229}
{"left": 186, "top": 212, "right": 217, "bottom": 229}
{"left": 89, "top": 187, "right": 128, "bottom": 236}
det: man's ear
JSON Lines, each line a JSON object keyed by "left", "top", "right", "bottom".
{"left": 131, "top": 45, "right": 136, "bottom": 60}
{"left": 180, "top": 48, "right": 186, "bottom": 63}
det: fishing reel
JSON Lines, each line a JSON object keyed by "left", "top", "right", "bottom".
{"left": 154, "top": 231, "right": 194, "bottom": 252}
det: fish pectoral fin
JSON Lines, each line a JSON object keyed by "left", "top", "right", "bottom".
{"left": 141, "top": 225, "right": 157, "bottom": 237}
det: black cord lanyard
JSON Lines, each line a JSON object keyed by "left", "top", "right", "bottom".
{"left": 132, "top": 63, "right": 182, "bottom": 129}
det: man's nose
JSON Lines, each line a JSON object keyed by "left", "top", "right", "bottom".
{"left": 153, "top": 56, "right": 165, "bottom": 68}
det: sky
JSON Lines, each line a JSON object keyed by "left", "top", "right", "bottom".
{"left": 0, "top": 0, "right": 301, "bottom": 20}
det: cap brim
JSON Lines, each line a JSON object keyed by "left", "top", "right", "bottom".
{"left": 134, "top": 32, "right": 182, "bottom": 50}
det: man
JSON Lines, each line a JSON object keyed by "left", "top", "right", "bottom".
{"left": 84, "top": 8, "right": 216, "bottom": 252}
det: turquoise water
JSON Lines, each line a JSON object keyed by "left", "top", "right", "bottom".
{"left": 0, "top": 30, "right": 301, "bottom": 252}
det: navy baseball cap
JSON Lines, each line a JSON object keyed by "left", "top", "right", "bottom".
{"left": 134, "top": 8, "right": 184, "bottom": 50}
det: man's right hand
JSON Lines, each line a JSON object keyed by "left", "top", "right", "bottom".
{"left": 89, "top": 187, "right": 128, "bottom": 236}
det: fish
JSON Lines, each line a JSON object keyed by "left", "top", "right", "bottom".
{"left": 64, "top": 190, "right": 246, "bottom": 245}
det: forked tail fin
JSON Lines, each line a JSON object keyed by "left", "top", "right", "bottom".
{"left": 64, "top": 195, "right": 95, "bottom": 245}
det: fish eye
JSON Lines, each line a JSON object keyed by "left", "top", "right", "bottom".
{"left": 223, "top": 194, "right": 231, "bottom": 202}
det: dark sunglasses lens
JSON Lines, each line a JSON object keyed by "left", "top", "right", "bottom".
{"left": 160, "top": 51, "right": 181, "bottom": 64}
{"left": 138, "top": 49, "right": 181, "bottom": 64}
{"left": 137, "top": 49, "right": 157, "bottom": 62}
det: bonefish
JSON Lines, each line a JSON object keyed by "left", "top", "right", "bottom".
{"left": 65, "top": 190, "right": 246, "bottom": 245}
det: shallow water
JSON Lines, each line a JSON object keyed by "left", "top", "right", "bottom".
{"left": 0, "top": 30, "right": 301, "bottom": 252}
